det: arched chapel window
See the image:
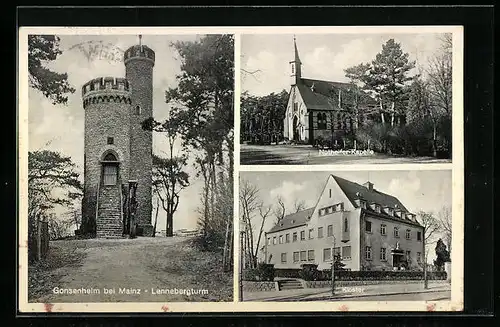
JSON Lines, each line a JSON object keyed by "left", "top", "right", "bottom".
{"left": 102, "top": 153, "right": 118, "bottom": 186}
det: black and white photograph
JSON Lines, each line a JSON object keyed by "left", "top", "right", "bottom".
{"left": 240, "top": 32, "right": 455, "bottom": 165}
{"left": 239, "top": 170, "right": 453, "bottom": 303}
{"left": 21, "top": 31, "right": 234, "bottom": 305}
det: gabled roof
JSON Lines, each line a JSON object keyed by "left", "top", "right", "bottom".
{"left": 297, "top": 78, "right": 377, "bottom": 111}
{"left": 332, "top": 175, "right": 408, "bottom": 212}
{"left": 268, "top": 207, "right": 315, "bottom": 233}
{"left": 331, "top": 175, "right": 422, "bottom": 227}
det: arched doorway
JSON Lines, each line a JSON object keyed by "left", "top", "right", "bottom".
{"left": 292, "top": 115, "right": 299, "bottom": 142}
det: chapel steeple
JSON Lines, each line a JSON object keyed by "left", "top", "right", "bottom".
{"left": 290, "top": 35, "right": 302, "bottom": 86}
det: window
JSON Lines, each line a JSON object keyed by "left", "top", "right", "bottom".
{"left": 281, "top": 253, "right": 287, "bottom": 263}
{"left": 329, "top": 189, "right": 332, "bottom": 198}
{"left": 300, "top": 251, "right": 307, "bottom": 262}
{"left": 267, "top": 238, "right": 271, "bottom": 245}
{"left": 406, "top": 229, "right": 411, "bottom": 239}
{"left": 380, "top": 224, "right": 387, "bottom": 235}
{"left": 107, "top": 137, "right": 114, "bottom": 145}
{"left": 300, "top": 231, "right": 305, "bottom": 241}
{"left": 375, "top": 205, "right": 381, "bottom": 213}
{"left": 417, "top": 231, "right": 422, "bottom": 241}
{"left": 279, "top": 235, "right": 283, "bottom": 244}
{"left": 342, "top": 246, "right": 351, "bottom": 259}
{"left": 394, "top": 227, "right": 400, "bottom": 238}
{"left": 307, "top": 250, "right": 315, "bottom": 261}
{"left": 319, "top": 209, "right": 324, "bottom": 216}
{"left": 293, "top": 232, "right": 298, "bottom": 242}
{"left": 331, "top": 205, "right": 336, "bottom": 212}
{"left": 360, "top": 200, "right": 367, "bottom": 209}
{"left": 291, "top": 63, "right": 295, "bottom": 74}
{"left": 417, "top": 252, "right": 421, "bottom": 263}
{"left": 285, "top": 233, "right": 290, "bottom": 243}
{"left": 323, "top": 248, "right": 332, "bottom": 262}
{"left": 293, "top": 102, "right": 298, "bottom": 112}
{"left": 327, "top": 225, "right": 333, "bottom": 237}
{"left": 344, "top": 218, "right": 349, "bottom": 232}
{"left": 318, "top": 227, "right": 324, "bottom": 238}
{"left": 365, "top": 221, "right": 372, "bottom": 232}
{"left": 103, "top": 164, "right": 117, "bottom": 186}
{"left": 317, "top": 112, "right": 327, "bottom": 130}
{"left": 380, "top": 247, "right": 387, "bottom": 261}
{"left": 135, "top": 105, "right": 141, "bottom": 115}
{"left": 333, "top": 247, "right": 341, "bottom": 260}
{"left": 309, "top": 228, "right": 314, "bottom": 239}
{"left": 293, "top": 252, "right": 299, "bottom": 262}
{"left": 365, "top": 246, "right": 372, "bottom": 260}
{"left": 273, "top": 237, "right": 277, "bottom": 245}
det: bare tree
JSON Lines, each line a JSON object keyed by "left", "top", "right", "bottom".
{"left": 293, "top": 199, "right": 307, "bottom": 213}
{"left": 417, "top": 210, "right": 440, "bottom": 289}
{"left": 239, "top": 179, "right": 260, "bottom": 268}
{"left": 273, "top": 195, "right": 286, "bottom": 224}
{"left": 437, "top": 206, "right": 452, "bottom": 253}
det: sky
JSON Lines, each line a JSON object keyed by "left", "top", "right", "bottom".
{"left": 241, "top": 33, "right": 449, "bottom": 96}
{"left": 28, "top": 34, "right": 208, "bottom": 232}
{"left": 239, "top": 170, "right": 452, "bottom": 247}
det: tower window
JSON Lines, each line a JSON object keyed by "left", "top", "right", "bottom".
{"left": 103, "top": 164, "right": 117, "bottom": 186}
{"left": 135, "top": 105, "right": 141, "bottom": 115}
{"left": 107, "top": 137, "right": 114, "bottom": 145}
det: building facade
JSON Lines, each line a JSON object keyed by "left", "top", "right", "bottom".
{"left": 265, "top": 175, "right": 425, "bottom": 271}
{"left": 80, "top": 39, "right": 155, "bottom": 238}
{"left": 283, "top": 38, "right": 380, "bottom": 145}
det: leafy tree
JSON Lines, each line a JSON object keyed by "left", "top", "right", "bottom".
{"left": 434, "top": 238, "right": 451, "bottom": 271}
{"left": 144, "top": 35, "right": 234, "bottom": 271}
{"left": 152, "top": 154, "right": 189, "bottom": 237}
{"left": 28, "top": 35, "right": 75, "bottom": 105}
{"left": 28, "top": 150, "right": 82, "bottom": 260}
{"left": 241, "top": 90, "right": 289, "bottom": 144}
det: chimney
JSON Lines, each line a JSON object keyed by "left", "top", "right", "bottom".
{"left": 363, "top": 181, "right": 374, "bottom": 191}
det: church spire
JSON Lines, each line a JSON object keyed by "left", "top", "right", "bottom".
{"left": 293, "top": 35, "right": 301, "bottom": 65}
{"left": 290, "top": 35, "right": 302, "bottom": 86}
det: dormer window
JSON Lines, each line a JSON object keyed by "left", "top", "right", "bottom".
{"left": 360, "top": 200, "right": 367, "bottom": 209}
{"left": 375, "top": 204, "right": 381, "bottom": 213}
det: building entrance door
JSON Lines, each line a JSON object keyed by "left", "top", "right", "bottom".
{"left": 391, "top": 249, "right": 405, "bottom": 270}
{"left": 292, "top": 116, "right": 299, "bottom": 142}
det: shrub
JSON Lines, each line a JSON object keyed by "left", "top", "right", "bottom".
{"left": 256, "top": 263, "right": 275, "bottom": 281}
{"left": 299, "top": 264, "right": 320, "bottom": 281}
{"left": 243, "top": 268, "right": 259, "bottom": 281}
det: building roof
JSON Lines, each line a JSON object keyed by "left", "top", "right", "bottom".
{"left": 297, "top": 78, "right": 377, "bottom": 111}
{"left": 268, "top": 207, "right": 315, "bottom": 233}
{"left": 332, "top": 175, "right": 422, "bottom": 227}
{"left": 332, "top": 175, "right": 408, "bottom": 211}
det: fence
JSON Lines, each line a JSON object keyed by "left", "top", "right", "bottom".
{"left": 29, "top": 218, "right": 49, "bottom": 262}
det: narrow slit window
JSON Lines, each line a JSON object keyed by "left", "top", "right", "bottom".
{"left": 135, "top": 105, "right": 141, "bottom": 115}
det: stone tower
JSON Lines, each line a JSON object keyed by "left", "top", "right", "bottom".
{"left": 80, "top": 38, "right": 155, "bottom": 238}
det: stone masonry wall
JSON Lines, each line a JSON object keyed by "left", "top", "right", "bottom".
{"left": 243, "top": 281, "right": 278, "bottom": 292}
{"left": 126, "top": 57, "right": 154, "bottom": 234}
{"left": 82, "top": 89, "right": 131, "bottom": 234}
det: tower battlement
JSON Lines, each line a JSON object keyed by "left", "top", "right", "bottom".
{"left": 124, "top": 45, "right": 155, "bottom": 66}
{"left": 82, "top": 77, "right": 132, "bottom": 109}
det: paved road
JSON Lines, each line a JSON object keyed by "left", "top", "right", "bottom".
{"left": 34, "top": 237, "right": 218, "bottom": 303}
{"left": 240, "top": 144, "right": 451, "bottom": 165}
{"left": 243, "top": 281, "right": 451, "bottom": 302}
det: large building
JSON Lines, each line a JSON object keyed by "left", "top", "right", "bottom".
{"left": 80, "top": 38, "right": 155, "bottom": 238}
{"left": 265, "top": 175, "right": 425, "bottom": 271}
{"left": 283, "top": 38, "right": 380, "bottom": 145}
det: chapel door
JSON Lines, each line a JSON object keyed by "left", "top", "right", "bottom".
{"left": 293, "top": 116, "right": 299, "bottom": 142}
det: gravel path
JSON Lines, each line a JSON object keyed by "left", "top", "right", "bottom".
{"left": 32, "top": 237, "right": 232, "bottom": 303}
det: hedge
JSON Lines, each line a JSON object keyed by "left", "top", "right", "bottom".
{"left": 275, "top": 268, "right": 446, "bottom": 281}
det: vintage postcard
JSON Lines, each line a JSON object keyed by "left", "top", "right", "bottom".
{"left": 18, "top": 25, "right": 463, "bottom": 313}
{"left": 18, "top": 27, "right": 235, "bottom": 312}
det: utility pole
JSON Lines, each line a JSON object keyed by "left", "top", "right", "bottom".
{"left": 331, "top": 235, "right": 336, "bottom": 296}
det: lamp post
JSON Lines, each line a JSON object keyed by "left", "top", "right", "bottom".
{"left": 331, "top": 235, "right": 336, "bottom": 296}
